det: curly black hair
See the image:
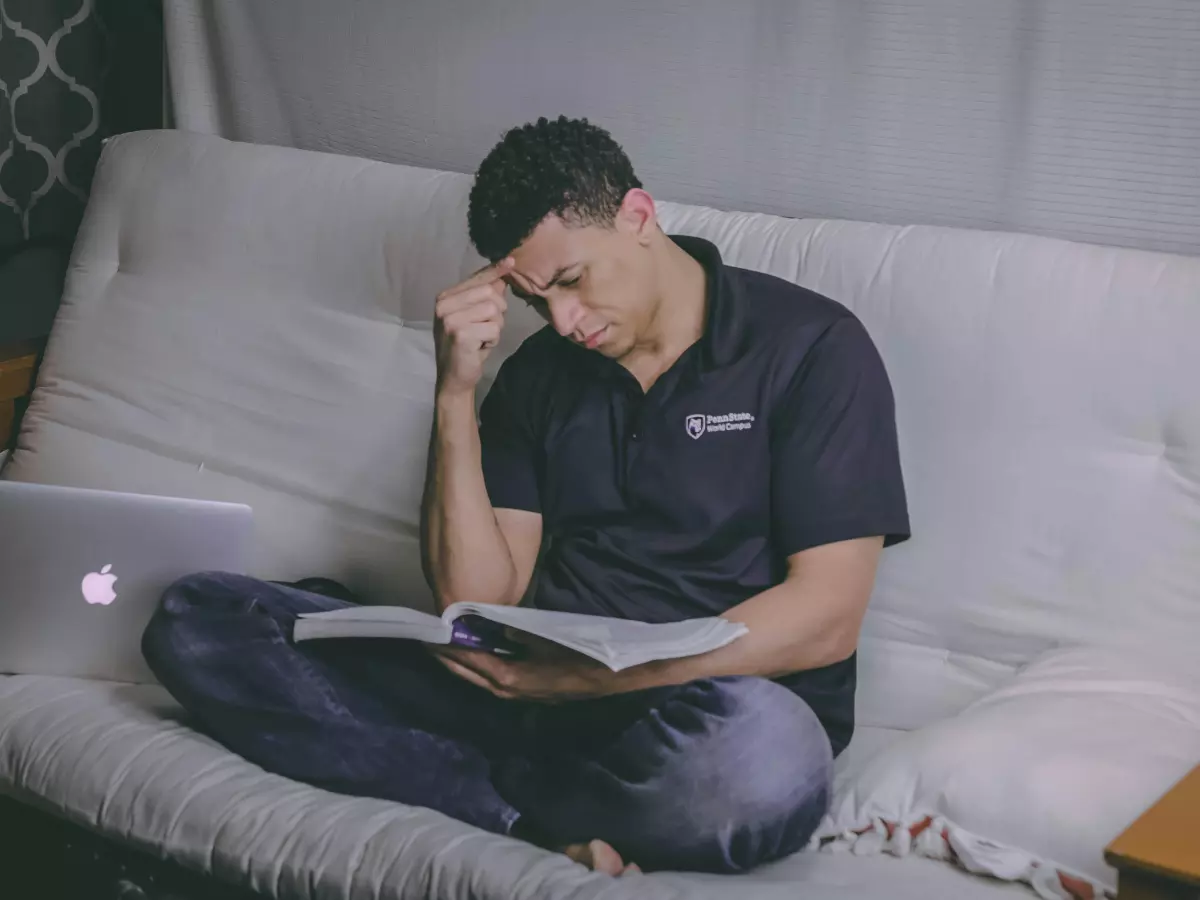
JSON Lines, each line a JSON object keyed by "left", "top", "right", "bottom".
{"left": 467, "top": 115, "right": 643, "bottom": 262}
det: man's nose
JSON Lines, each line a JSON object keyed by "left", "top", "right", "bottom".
{"left": 548, "top": 295, "right": 585, "bottom": 337}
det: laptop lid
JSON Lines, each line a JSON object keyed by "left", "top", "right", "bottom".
{"left": 0, "top": 480, "right": 253, "bottom": 683}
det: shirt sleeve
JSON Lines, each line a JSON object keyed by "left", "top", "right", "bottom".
{"left": 477, "top": 358, "right": 543, "bottom": 513}
{"left": 770, "top": 316, "right": 911, "bottom": 557}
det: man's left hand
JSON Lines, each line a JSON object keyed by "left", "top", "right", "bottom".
{"left": 430, "top": 639, "right": 614, "bottom": 702}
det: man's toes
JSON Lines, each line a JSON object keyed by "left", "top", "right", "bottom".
{"left": 587, "top": 839, "right": 626, "bottom": 875}
{"left": 561, "top": 838, "right": 637, "bottom": 876}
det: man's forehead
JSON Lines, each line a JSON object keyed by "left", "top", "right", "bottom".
{"left": 509, "top": 217, "right": 586, "bottom": 285}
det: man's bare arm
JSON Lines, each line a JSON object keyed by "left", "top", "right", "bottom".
{"left": 420, "top": 390, "right": 542, "bottom": 611}
{"left": 420, "top": 257, "right": 543, "bottom": 613}
{"left": 615, "top": 535, "right": 885, "bottom": 689}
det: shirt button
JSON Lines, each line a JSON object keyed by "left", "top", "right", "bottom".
{"left": 631, "top": 430, "right": 640, "bottom": 441}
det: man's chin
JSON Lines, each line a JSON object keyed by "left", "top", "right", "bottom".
{"left": 575, "top": 328, "right": 628, "bottom": 360}
{"left": 594, "top": 343, "right": 625, "bottom": 359}
{"left": 592, "top": 331, "right": 630, "bottom": 358}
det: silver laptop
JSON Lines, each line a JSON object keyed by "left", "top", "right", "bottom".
{"left": 0, "top": 480, "right": 253, "bottom": 683}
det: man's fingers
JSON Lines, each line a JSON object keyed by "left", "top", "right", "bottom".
{"left": 502, "top": 627, "right": 574, "bottom": 659}
{"left": 445, "top": 320, "right": 501, "bottom": 350}
{"left": 439, "top": 290, "right": 508, "bottom": 326}
{"left": 436, "top": 281, "right": 508, "bottom": 319}
{"left": 440, "top": 657, "right": 493, "bottom": 690}
{"left": 460, "top": 256, "right": 515, "bottom": 289}
{"left": 431, "top": 648, "right": 491, "bottom": 680}
{"left": 438, "top": 304, "right": 504, "bottom": 351}
{"left": 442, "top": 257, "right": 515, "bottom": 298}
{"left": 434, "top": 645, "right": 503, "bottom": 679}
{"left": 434, "top": 652, "right": 517, "bottom": 699}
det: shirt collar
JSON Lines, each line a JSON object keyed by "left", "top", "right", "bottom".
{"left": 668, "top": 233, "right": 745, "bottom": 372}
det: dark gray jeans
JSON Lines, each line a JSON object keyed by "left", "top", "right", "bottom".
{"left": 141, "top": 572, "right": 833, "bottom": 873}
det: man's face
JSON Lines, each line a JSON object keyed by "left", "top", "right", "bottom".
{"left": 503, "top": 196, "right": 658, "bottom": 360}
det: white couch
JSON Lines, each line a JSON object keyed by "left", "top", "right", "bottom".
{"left": 2, "top": 129, "right": 1198, "bottom": 900}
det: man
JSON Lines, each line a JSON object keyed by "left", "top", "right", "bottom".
{"left": 142, "top": 116, "right": 909, "bottom": 877}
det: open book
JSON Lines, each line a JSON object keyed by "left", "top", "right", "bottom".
{"left": 292, "top": 602, "right": 748, "bottom": 672}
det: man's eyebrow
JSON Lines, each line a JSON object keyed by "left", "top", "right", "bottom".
{"left": 523, "top": 264, "right": 581, "bottom": 294}
{"left": 543, "top": 264, "right": 581, "bottom": 288}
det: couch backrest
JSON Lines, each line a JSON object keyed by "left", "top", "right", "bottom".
{"left": 650, "top": 206, "right": 1200, "bottom": 727}
{"left": 6, "top": 130, "right": 1198, "bottom": 729}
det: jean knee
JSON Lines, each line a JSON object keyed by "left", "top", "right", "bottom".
{"left": 504, "top": 676, "right": 832, "bottom": 873}
{"left": 142, "top": 572, "right": 314, "bottom": 677}
{"left": 657, "top": 677, "right": 833, "bottom": 872}
{"left": 716, "top": 678, "right": 832, "bottom": 828}
{"left": 142, "top": 572, "right": 238, "bottom": 667}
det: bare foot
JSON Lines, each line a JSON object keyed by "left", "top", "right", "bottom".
{"left": 563, "top": 839, "right": 641, "bottom": 876}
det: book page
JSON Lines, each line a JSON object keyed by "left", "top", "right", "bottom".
{"left": 296, "top": 605, "right": 442, "bottom": 625}
{"left": 452, "top": 603, "right": 746, "bottom": 668}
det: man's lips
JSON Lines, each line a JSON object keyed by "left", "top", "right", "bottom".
{"left": 580, "top": 325, "right": 607, "bottom": 349}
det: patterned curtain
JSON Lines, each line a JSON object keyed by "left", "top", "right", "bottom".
{"left": 0, "top": 0, "right": 161, "bottom": 343}
{"left": 0, "top": 0, "right": 106, "bottom": 251}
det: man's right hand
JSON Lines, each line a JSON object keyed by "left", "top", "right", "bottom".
{"left": 433, "top": 257, "right": 515, "bottom": 396}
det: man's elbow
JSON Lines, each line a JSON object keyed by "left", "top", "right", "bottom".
{"left": 806, "top": 617, "right": 862, "bottom": 669}
{"left": 432, "top": 570, "right": 521, "bottom": 613}
{"left": 823, "top": 629, "right": 860, "bottom": 666}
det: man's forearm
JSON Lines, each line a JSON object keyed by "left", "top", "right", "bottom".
{"left": 420, "top": 389, "right": 519, "bottom": 611}
{"left": 606, "top": 582, "right": 855, "bottom": 694}
{"left": 603, "top": 537, "right": 883, "bottom": 696}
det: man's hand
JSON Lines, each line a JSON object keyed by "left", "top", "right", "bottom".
{"left": 433, "top": 257, "right": 515, "bottom": 397}
{"left": 430, "top": 634, "right": 613, "bottom": 702}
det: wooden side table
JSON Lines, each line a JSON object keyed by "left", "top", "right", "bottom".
{"left": 1106, "top": 765, "right": 1200, "bottom": 899}
{"left": 0, "top": 340, "right": 42, "bottom": 450}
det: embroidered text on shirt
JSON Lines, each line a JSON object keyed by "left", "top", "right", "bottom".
{"left": 685, "top": 412, "right": 756, "bottom": 439}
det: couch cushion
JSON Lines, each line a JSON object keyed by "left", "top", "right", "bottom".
{"left": 0, "top": 673, "right": 1030, "bottom": 900}
{"left": 818, "top": 646, "right": 1200, "bottom": 898}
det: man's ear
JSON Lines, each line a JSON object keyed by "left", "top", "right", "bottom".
{"left": 617, "top": 189, "right": 657, "bottom": 244}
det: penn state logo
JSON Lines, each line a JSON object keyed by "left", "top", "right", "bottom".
{"left": 685, "top": 412, "right": 756, "bottom": 439}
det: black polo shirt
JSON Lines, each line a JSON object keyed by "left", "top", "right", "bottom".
{"left": 478, "top": 234, "right": 909, "bottom": 754}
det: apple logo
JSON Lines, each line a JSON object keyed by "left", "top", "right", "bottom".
{"left": 82, "top": 564, "right": 118, "bottom": 606}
